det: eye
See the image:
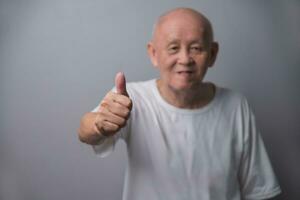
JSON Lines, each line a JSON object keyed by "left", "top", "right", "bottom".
{"left": 190, "top": 46, "right": 203, "bottom": 52}
{"left": 167, "top": 45, "right": 179, "bottom": 54}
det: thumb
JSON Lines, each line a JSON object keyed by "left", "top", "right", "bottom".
{"left": 115, "top": 72, "right": 128, "bottom": 96}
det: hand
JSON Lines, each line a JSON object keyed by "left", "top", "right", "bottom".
{"left": 95, "top": 72, "right": 132, "bottom": 137}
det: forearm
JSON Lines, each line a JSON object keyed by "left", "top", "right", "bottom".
{"left": 78, "top": 112, "right": 105, "bottom": 145}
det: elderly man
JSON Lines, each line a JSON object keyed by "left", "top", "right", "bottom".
{"left": 78, "top": 8, "right": 281, "bottom": 200}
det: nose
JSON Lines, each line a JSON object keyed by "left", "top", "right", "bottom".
{"left": 178, "top": 49, "right": 193, "bottom": 66}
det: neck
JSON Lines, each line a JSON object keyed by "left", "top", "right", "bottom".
{"left": 156, "top": 80, "right": 215, "bottom": 109}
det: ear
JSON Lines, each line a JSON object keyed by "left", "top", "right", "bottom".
{"left": 147, "top": 42, "right": 158, "bottom": 67}
{"left": 208, "top": 42, "right": 219, "bottom": 67}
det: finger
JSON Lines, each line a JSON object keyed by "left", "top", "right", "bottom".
{"left": 105, "top": 91, "right": 132, "bottom": 108}
{"left": 96, "top": 120, "right": 119, "bottom": 136}
{"left": 115, "top": 72, "right": 128, "bottom": 96}
{"left": 102, "top": 100, "right": 131, "bottom": 118}
{"left": 98, "top": 107, "right": 127, "bottom": 126}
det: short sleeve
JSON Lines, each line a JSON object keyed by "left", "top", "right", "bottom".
{"left": 238, "top": 100, "right": 281, "bottom": 199}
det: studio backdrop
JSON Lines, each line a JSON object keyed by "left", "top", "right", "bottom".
{"left": 0, "top": 0, "right": 299, "bottom": 200}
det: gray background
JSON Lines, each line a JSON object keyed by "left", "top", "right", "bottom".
{"left": 0, "top": 0, "right": 299, "bottom": 199}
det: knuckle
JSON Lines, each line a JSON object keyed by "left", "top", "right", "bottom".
{"left": 127, "top": 99, "right": 133, "bottom": 108}
{"left": 124, "top": 98, "right": 130, "bottom": 106}
{"left": 100, "top": 100, "right": 108, "bottom": 108}
{"left": 104, "top": 92, "right": 115, "bottom": 102}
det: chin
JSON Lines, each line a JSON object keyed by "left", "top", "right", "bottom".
{"left": 170, "top": 81, "right": 195, "bottom": 91}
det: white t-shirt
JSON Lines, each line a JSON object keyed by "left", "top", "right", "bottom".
{"left": 93, "top": 79, "right": 281, "bottom": 200}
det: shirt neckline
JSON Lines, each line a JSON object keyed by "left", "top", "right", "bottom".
{"left": 151, "top": 79, "right": 220, "bottom": 115}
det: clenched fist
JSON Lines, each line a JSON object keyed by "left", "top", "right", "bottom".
{"left": 78, "top": 72, "right": 132, "bottom": 145}
{"left": 95, "top": 72, "right": 132, "bottom": 136}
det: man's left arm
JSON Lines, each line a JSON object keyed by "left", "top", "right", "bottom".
{"left": 238, "top": 98, "right": 281, "bottom": 200}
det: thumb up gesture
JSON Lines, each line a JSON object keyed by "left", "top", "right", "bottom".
{"left": 95, "top": 72, "right": 132, "bottom": 137}
{"left": 115, "top": 72, "right": 128, "bottom": 96}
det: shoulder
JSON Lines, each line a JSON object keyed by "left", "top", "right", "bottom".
{"left": 126, "top": 79, "right": 156, "bottom": 91}
{"left": 126, "top": 79, "right": 157, "bottom": 100}
{"left": 213, "top": 86, "right": 255, "bottom": 121}
{"left": 215, "top": 86, "right": 249, "bottom": 108}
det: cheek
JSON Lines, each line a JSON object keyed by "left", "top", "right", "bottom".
{"left": 194, "top": 55, "right": 209, "bottom": 69}
{"left": 199, "top": 53, "right": 210, "bottom": 64}
{"left": 158, "top": 55, "right": 177, "bottom": 71}
{"left": 157, "top": 57, "right": 176, "bottom": 80}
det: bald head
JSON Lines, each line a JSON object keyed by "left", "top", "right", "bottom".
{"left": 152, "top": 8, "right": 214, "bottom": 45}
{"left": 147, "top": 7, "right": 219, "bottom": 93}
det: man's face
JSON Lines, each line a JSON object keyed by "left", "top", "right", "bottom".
{"left": 148, "top": 13, "right": 218, "bottom": 91}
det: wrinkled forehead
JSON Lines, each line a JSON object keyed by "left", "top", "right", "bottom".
{"left": 155, "top": 18, "right": 210, "bottom": 45}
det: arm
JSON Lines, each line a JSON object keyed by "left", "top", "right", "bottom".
{"left": 238, "top": 98, "right": 281, "bottom": 200}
